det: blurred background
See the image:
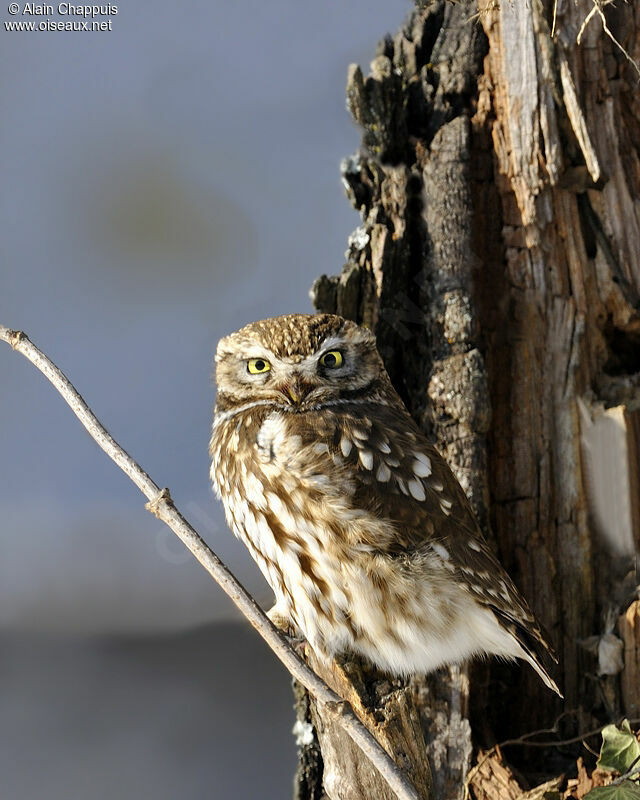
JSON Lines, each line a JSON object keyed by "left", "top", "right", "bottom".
{"left": 0, "top": 1, "right": 410, "bottom": 797}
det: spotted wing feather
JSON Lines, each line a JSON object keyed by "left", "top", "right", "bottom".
{"left": 305, "top": 402, "right": 559, "bottom": 686}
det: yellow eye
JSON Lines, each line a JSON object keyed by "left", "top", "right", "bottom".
{"left": 247, "top": 358, "right": 271, "bottom": 374}
{"left": 320, "top": 350, "right": 343, "bottom": 369}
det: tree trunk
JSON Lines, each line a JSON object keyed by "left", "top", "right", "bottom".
{"left": 297, "top": 1, "right": 640, "bottom": 797}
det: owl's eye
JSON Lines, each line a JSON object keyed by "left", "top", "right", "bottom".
{"left": 247, "top": 358, "right": 271, "bottom": 374}
{"left": 320, "top": 350, "right": 343, "bottom": 369}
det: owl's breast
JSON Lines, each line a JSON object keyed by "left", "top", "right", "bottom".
{"left": 210, "top": 407, "right": 357, "bottom": 633}
{"left": 254, "top": 410, "right": 341, "bottom": 477}
{"left": 211, "top": 407, "right": 343, "bottom": 511}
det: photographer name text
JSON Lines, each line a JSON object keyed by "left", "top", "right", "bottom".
{"left": 10, "top": 3, "right": 117, "bottom": 15}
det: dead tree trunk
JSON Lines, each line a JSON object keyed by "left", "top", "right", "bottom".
{"left": 296, "top": 1, "right": 640, "bottom": 798}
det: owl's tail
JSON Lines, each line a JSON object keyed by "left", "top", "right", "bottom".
{"left": 521, "top": 650, "right": 563, "bottom": 698}
{"left": 493, "top": 607, "right": 564, "bottom": 698}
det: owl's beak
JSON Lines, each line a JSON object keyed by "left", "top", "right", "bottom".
{"left": 279, "top": 377, "right": 311, "bottom": 406}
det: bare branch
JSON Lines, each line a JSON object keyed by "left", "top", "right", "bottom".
{"left": 0, "top": 324, "right": 421, "bottom": 800}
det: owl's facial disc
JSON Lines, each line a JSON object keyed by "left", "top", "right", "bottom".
{"left": 215, "top": 314, "right": 385, "bottom": 412}
{"left": 241, "top": 352, "right": 343, "bottom": 409}
{"left": 241, "top": 344, "right": 351, "bottom": 407}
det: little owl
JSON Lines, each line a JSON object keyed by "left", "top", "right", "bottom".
{"left": 209, "top": 313, "right": 560, "bottom": 695}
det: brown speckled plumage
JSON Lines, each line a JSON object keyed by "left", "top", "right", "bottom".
{"left": 227, "top": 314, "right": 348, "bottom": 359}
{"left": 209, "top": 313, "right": 561, "bottom": 695}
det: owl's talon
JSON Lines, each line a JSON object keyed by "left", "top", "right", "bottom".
{"left": 286, "top": 633, "right": 309, "bottom": 659}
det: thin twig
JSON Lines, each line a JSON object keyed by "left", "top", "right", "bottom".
{"left": 608, "top": 753, "right": 640, "bottom": 786}
{"left": 0, "top": 325, "right": 421, "bottom": 800}
{"left": 576, "top": 2, "right": 599, "bottom": 45}
{"left": 576, "top": 0, "right": 640, "bottom": 81}
{"left": 498, "top": 716, "right": 640, "bottom": 749}
{"left": 465, "top": 715, "right": 640, "bottom": 795}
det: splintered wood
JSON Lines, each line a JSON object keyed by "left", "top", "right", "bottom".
{"left": 466, "top": 749, "right": 523, "bottom": 800}
{"left": 476, "top": 0, "right": 640, "bottom": 727}
{"left": 306, "top": 652, "right": 433, "bottom": 800}
{"left": 466, "top": 751, "right": 613, "bottom": 800}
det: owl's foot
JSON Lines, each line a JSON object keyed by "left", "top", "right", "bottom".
{"left": 287, "top": 635, "right": 309, "bottom": 659}
{"left": 267, "top": 604, "right": 308, "bottom": 657}
{"left": 267, "top": 603, "right": 296, "bottom": 634}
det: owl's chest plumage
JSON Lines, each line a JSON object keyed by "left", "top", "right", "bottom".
{"left": 211, "top": 407, "right": 364, "bottom": 636}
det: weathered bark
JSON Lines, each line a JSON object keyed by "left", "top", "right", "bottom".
{"left": 298, "top": 0, "right": 640, "bottom": 797}
{"left": 475, "top": 0, "right": 640, "bottom": 745}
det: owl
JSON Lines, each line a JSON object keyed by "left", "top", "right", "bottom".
{"left": 209, "top": 313, "right": 561, "bottom": 695}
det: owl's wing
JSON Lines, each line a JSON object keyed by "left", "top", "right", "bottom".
{"left": 310, "top": 402, "right": 559, "bottom": 683}
{"left": 316, "top": 401, "right": 482, "bottom": 554}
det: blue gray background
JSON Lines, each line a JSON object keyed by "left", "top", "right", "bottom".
{"left": 1, "top": 1, "right": 409, "bottom": 797}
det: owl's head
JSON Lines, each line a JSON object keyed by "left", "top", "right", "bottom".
{"left": 214, "top": 313, "right": 387, "bottom": 412}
